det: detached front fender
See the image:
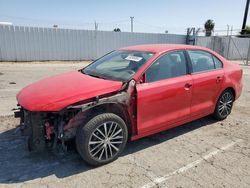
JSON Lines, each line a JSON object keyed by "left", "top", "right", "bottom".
{"left": 63, "top": 80, "right": 137, "bottom": 137}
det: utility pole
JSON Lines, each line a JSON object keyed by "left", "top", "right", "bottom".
{"left": 94, "top": 21, "right": 98, "bottom": 31}
{"left": 130, "top": 16, "right": 134, "bottom": 32}
{"left": 241, "top": 0, "right": 250, "bottom": 34}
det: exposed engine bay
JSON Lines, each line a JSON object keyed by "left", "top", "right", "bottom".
{"left": 14, "top": 80, "right": 136, "bottom": 152}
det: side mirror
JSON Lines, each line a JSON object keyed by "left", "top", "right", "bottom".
{"left": 138, "top": 73, "right": 146, "bottom": 84}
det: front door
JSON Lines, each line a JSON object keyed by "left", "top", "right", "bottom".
{"left": 136, "top": 50, "right": 193, "bottom": 135}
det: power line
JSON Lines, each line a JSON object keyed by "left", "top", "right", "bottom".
{"left": 100, "top": 20, "right": 130, "bottom": 24}
{"left": 135, "top": 20, "right": 188, "bottom": 34}
{"left": 0, "top": 14, "right": 130, "bottom": 26}
{"left": 135, "top": 20, "right": 166, "bottom": 30}
{"left": 213, "top": 28, "right": 241, "bottom": 32}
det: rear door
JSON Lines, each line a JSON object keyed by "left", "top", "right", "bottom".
{"left": 187, "top": 50, "right": 224, "bottom": 116}
{"left": 136, "top": 50, "right": 193, "bottom": 134}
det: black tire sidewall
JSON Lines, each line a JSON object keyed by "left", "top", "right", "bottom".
{"left": 76, "top": 113, "right": 128, "bottom": 166}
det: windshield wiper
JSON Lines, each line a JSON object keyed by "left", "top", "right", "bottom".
{"left": 88, "top": 73, "right": 104, "bottom": 79}
{"left": 81, "top": 70, "right": 106, "bottom": 79}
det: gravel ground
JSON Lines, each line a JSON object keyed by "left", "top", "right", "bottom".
{"left": 0, "top": 61, "right": 250, "bottom": 188}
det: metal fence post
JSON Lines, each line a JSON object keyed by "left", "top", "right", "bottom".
{"left": 246, "top": 39, "right": 250, "bottom": 65}
{"left": 212, "top": 36, "right": 216, "bottom": 51}
{"left": 227, "top": 36, "right": 231, "bottom": 59}
{"left": 195, "top": 34, "right": 198, "bottom": 45}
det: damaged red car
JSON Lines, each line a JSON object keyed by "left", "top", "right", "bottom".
{"left": 14, "top": 44, "right": 243, "bottom": 166}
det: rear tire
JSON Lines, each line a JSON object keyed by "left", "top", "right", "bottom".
{"left": 213, "top": 89, "right": 234, "bottom": 120}
{"left": 76, "top": 113, "right": 128, "bottom": 166}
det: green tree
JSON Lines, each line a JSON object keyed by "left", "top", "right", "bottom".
{"left": 113, "top": 28, "right": 121, "bottom": 32}
{"left": 244, "top": 26, "right": 250, "bottom": 34}
{"left": 239, "top": 25, "right": 250, "bottom": 37}
{"left": 204, "top": 19, "right": 215, "bottom": 36}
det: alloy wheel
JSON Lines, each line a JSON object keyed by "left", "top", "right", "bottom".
{"left": 88, "top": 121, "right": 124, "bottom": 161}
{"left": 218, "top": 91, "right": 233, "bottom": 116}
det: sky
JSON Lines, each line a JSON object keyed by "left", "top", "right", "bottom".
{"left": 0, "top": 0, "right": 248, "bottom": 35}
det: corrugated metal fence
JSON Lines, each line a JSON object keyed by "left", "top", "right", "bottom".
{"left": 1, "top": 25, "right": 248, "bottom": 61}
{"left": 0, "top": 25, "right": 186, "bottom": 61}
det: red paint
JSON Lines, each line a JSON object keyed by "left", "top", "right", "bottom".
{"left": 131, "top": 45, "right": 242, "bottom": 140}
{"left": 16, "top": 44, "right": 243, "bottom": 140}
{"left": 136, "top": 75, "right": 193, "bottom": 134}
{"left": 190, "top": 69, "right": 224, "bottom": 117}
{"left": 16, "top": 71, "right": 122, "bottom": 111}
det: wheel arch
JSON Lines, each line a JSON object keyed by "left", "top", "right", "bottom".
{"left": 78, "top": 102, "right": 133, "bottom": 138}
{"left": 225, "top": 87, "right": 236, "bottom": 100}
{"left": 221, "top": 87, "right": 236, "bottom": 101}
{"left": 213, "top": 87, "right": 235, "bottom": 120}
{"left": 213, "top": 86, "right": 236, "bottom": 113}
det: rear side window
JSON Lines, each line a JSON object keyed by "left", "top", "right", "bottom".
{"left": 213, "top": 56, "right": 223, "bottom": 69}
{"left": 188, "top": 50, "right": 215, "bottom": 73}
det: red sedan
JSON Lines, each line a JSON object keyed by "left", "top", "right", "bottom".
{"left": 15, "top": 44, "right": 243, "bottom": 166}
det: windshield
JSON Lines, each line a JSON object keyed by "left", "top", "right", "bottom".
{"left": 82, "top": 50, "right": 154, "bottom": 81}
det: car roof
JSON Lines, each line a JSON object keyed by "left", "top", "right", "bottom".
{"left": 119, "top": 44, "right": 210, "bottom": 53}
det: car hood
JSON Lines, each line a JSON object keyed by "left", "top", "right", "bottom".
{"left": 16, "top": 71, "right": 123, "bottom": 111}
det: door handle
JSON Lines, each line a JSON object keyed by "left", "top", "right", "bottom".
{"left": 184, "top": 83, "right": 192, "bottom": 90}
{"left": 216, "top": 76, "right": 223, "bottom": 83}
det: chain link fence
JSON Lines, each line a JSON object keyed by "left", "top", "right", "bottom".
{"left": 196, "top": 35, "right": 250, "bottom": 65}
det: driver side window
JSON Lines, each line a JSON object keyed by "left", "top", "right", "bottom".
{"left": 145, "top": 51, "right": 187, "bottom": 83}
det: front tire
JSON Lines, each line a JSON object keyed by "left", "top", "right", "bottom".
{"left": 213, "top": 89, "right": 234, "bottom": 120}
{"left": 76, "top": 113, "right": 128, "bottom": 166}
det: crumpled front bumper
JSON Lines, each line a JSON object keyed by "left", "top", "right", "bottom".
{"left": 14, "top": 107, "right": 46, "bottom": 151}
